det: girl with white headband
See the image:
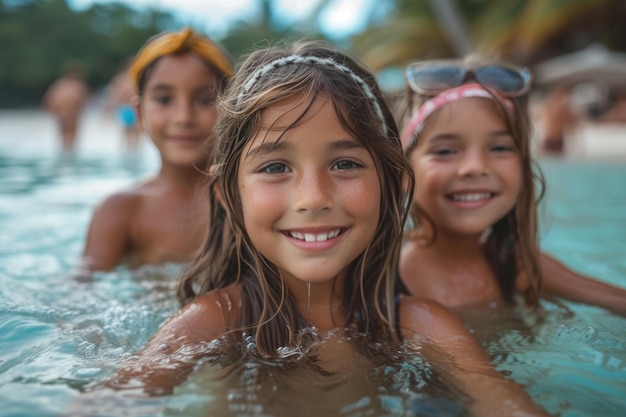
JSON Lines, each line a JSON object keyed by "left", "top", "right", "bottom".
{"left": 67, "top": 41, "right": 548, "bottom": 417}
{"left": 397, "top": 57, "right": 626, "bottom": 316}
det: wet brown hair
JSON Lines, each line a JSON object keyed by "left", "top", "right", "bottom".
{"left": 176, "top": 39, "right": 414, "bottom": 356}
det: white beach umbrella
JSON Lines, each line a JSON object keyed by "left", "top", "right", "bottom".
{"left": 533, "top": 44, "right": 626, "bottom": 87}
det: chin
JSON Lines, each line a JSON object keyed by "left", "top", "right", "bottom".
{"left": 449, "top": 223, "right": 493, "bottom": 238}
{"left": 168, "top": 154, "right": 206, "bottom": 167}
{"left": 284, "top": 269, "right": 342, "bottom": 285}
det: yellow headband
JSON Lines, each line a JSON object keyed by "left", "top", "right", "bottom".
{"left": 129, "top": 27, "right": 233, "bottom": 91}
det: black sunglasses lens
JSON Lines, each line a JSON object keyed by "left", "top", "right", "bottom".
{"left": 409, "top": 65, "right": 466, "bottom": 92}
{"left": 476, "top": 66, "right": 526, "bottom": 94}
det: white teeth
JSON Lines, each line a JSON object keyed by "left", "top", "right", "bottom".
{"left": 451, "top": 193, "right": 491, "bottom": 202}
{"left": 290, "top": 229, "right": 340, "bottom": 241}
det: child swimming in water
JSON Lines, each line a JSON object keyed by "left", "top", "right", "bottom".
{"left": 69, "top": 41, "right": 549, "bottom": 417}
{"left": 103, "top": 59, "right": 142, "bottom": 152}
{"left": 78, "top": 27, "right": 233, "bottom": 276}
{"left": 397, "top": 57, "right": 626, "bottom": 316}
{"left": 41, "top": 62, "right": 91, "bottom": 153}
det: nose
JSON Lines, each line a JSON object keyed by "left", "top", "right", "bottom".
{"left": 173, "top": 100, "right": 193, "bottom": 125}
{"left": 294, "top": 169, "right": 333, "bottom": 214}
{"left": 457, "top": 149, "right": 489, "bottom": 178}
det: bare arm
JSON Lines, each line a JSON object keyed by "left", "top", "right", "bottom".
{"left": 41, "top": 81, "right": 61, "bottom": 112}
{"left": 540, "top": 252, "right": 626, "bottom": 316}
{"left": 76, "top": 193, "right": 136, "bottom": 279}
{"left": 62, "top": 291, "right": 236, "bottom": 416}
{"left": 400, "top": 297, "right": 550, "bottom": 417}
{"left": 97, "top": 289, "right": 236, "bottom": 393}
{"left": 101, "top": 294, "right": 229, "bottom": 394}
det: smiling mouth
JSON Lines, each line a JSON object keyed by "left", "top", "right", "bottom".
{"left": 287, "top": 229, "right": 342, "bottom": 242}
{"left": 171, "top": 138, "right": 198, "bottom": 142}
{"left": 448, "top": 192, "right": 494, "bottom": 202}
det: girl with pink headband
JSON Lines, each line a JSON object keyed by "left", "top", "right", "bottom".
{"left": 397, "top": 58, "right": 626, "bottom": 316}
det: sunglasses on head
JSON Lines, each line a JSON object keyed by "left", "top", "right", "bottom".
{"left": 406, "top": 61, "right": 532, "bottom": 97}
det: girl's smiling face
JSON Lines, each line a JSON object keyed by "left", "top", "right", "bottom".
{"left": 409, "top": 97, "right": 522, "bottom": 239}
{"left": 136, "top": 53, "right": 219, "bottom": 167}
{"left": 237, "top": 95, "right": 381, "bottom": 292}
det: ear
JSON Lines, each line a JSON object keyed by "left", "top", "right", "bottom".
{"left": 131, "top": 94, "right": 143, "bottom": 129}
{"left": 208, "top": 164, "right": 218, "bottom": 176}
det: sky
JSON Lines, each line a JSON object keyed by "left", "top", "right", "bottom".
{"left": 69, "top": 0, "right": 376, "bottom": 39}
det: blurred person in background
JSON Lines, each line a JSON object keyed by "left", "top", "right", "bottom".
{"left": 77, "top": 27, "right": 233, "bottom": 278}
{"left": 103, "top": 59, "right": 142, "bottom": 152}
{"left": 537, "top": 83, "right": 578, "bottom": 155}
{"left": 41, "top": 61, "right": 91, "bottom": 153}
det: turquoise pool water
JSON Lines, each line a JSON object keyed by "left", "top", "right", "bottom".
{"left": 1, "top": 110, "right": 625, "bottom": 416}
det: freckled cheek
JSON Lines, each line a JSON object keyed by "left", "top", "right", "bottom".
{"left": 341, "top": 180, "right": 380, "bottom": 220}
{"left": 411, "top": 157, "right": 442, "bottom": 191}
{"left": 499, "top": 160, "right": 523, "bottom": 197}
{"left": 239, "top": 181, "right": 285, "bottom": 226}
{"left": 413, "top": 167, "right": 448, "bottom": 203}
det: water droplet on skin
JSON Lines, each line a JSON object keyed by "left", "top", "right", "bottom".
{"left": 306, "top": 282, "right": 311, "bottom": 325}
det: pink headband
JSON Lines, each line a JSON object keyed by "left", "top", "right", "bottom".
{"left": 401, "top": 82, "right": 514, "bottom": 150}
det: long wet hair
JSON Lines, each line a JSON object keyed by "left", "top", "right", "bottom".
{"left": 177, "top": 40, "right": 414, "bottom": 356}
{"left": 397, "top": 55, "right": 544, "bottom": 306}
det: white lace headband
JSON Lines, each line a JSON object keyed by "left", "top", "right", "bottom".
{"left": 237, "top": 55, "right": 389, "bottom": 135}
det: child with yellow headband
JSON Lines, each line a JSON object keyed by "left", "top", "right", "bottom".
{"left": 396, "top": 56, "right": 626, "bottom": 317}
{"left": 78, "top": 27, "right": 233, "bottom": 276}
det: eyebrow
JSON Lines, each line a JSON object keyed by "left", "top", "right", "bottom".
{"left": 428, "top": 130, "right": 512, "bottom": 142}
{"left": 148, "top": 83, "right": 218, "bottom": 94}
{"left": 426, "top": 133, "right": 460, "bottom": 143}
{"left": 491, "top": 130, "right": 514, "bottom": 138}
{"left": 330, "top": 138, "right": 367, "bottom": 150}
{"left": 247, "top": 137, "right": 365, "bottom": 157}
{"left": 248, "top": 140, "right": 291, "bottom": 156}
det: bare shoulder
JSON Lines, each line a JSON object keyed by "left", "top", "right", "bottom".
{"left": 539, "top": 251, "right": 573, "bottom": 274}
{"left": 399, "top": 295, "right": 457, "bottom": 326}
{"left": 537, "top": 251, "right": 590, "bottom": 290}
{"left": 97, "top": 189, "right": 136, "bottom": 208}
{"left": 398, "top": 295, "right": 493, "bottom": 365}
{"left": 190, "top": 285, "right": 242, "bottom": 332}
{"left": 90, "top": 180, "right": 155, "bottom": 220}
{"left": 85, "top": 191, "right": 139, "bottom": 234}
{"left": 398, "top": 295, "right": 473, "bottom": 342}
{"left": 148, "top": 285, "right": 242, "bottom": 351}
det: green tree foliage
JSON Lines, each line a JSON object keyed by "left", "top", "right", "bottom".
{"left": 218, "top": 0, "right": 327, "bottom": 60}
{"left": 0, "top": 0, "right": 179, "bottom": 108}
{"left": 7, "top": 0, "right": 622, "bottom": 108}
{"left": 349, "top": 0, "right": 626, "bottom": 71}
{"left": 0, "top": 0, "right": 330, "bottom": 109}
